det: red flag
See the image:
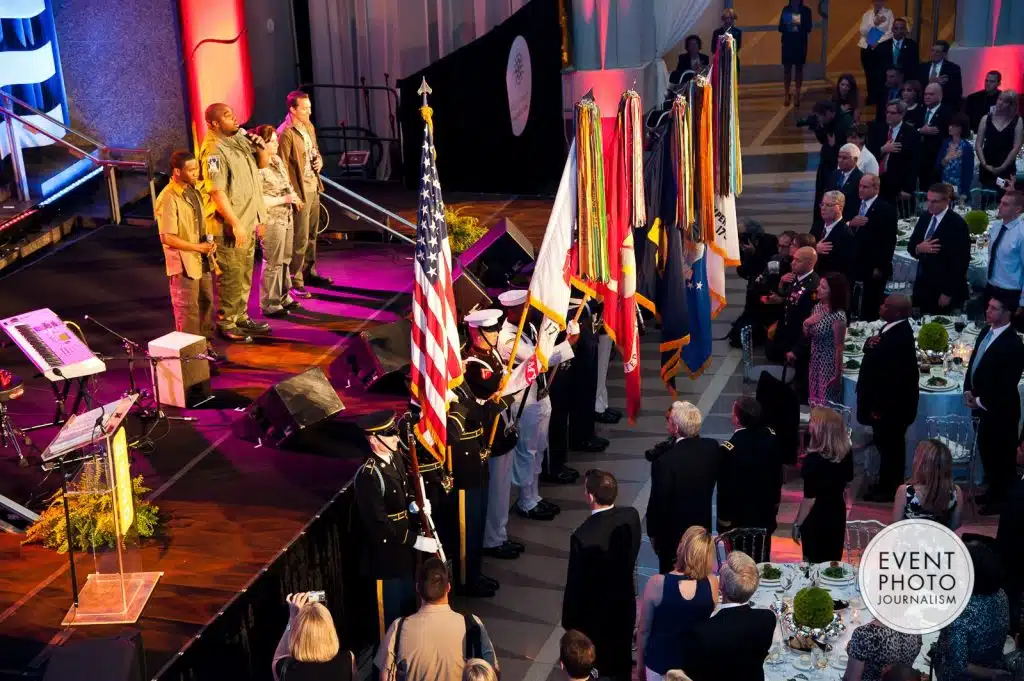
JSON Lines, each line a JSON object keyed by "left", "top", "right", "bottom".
{"left": 600, "top": 109, "right": 642, "bottom": 423}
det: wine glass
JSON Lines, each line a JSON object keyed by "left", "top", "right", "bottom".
{"left": 812, "top": 643, "right": 832, "bottom": 671}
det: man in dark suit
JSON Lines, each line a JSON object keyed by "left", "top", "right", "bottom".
{"left": 995, "top": 445, "right": 1024, "bottom": 636}
{"left": 869, "top": 100, "right": 921, "bottom": 208}
{"left": 919, "top": 40, "right": 963, "bottom": 109}
{"left": 917, "top": 82, "right": 954, "bottom": 189}
{"left": 717, "top": 397, "right": 782, "bottom": 563}
{"left": 683, "top": 551, "right": 777, "bottom": 681}
{"left": 810, "top": 101, "right": 852, "bottom": 225}
{"left": 825, "top": 144, "right": 864, "bottom": 222}
{"left": 712, "top": 9, "right": 742, "bottom": 56}
{"left": 873, "top": 18, "right": 918, "bottom": 109}
{"left": 964, "top": 70, "right": 1002, "bottom": 134}
{"left": 874, "top": 66, "right": 906, "bottom": 123}
{"left": 964, "top": 294, "right": 1024, "bottom": 514}
{"left": 907, "top": 182, "right": 971, "bottom": 313}
{"left": 850, "top": 174, "right": 898, "bottom": 321}
{"left": 670, "top": 35, "right": 711, "bottom": 84}
{"left": 811, "top": 190, "right": 857, "bottom": 282}
{"left": 646, "top": 400, "right": 722, "bottom": 573}
{"left": 768, "top": 246, "right": 820, "bottom": 367}
{"left": 858, "top": 296, "right": 921, "bottom": 502}
{"left": 562, "top": 470, "right": 641, "bottom": 681}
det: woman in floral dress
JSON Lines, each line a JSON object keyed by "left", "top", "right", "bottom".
{"left": 803, "top": 273, "right": 849, "bottom": 406}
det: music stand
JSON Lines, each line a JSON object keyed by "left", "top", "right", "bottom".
{"left": 42, "top": 394, "right": 163, "bottom": 626}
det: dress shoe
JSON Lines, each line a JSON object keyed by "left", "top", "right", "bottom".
{"left": 482, "top": 544, "right": 521, "bottom": 559}
{"left": 540, "top": 469, "right": 577, "bottom": 485}
{"left": 237, "top": 318, "right": 271, "bottom": 335}
{"left": 595, "top": 410, "right": 620, "bottom": 424}
{"left": 574, "top": 436, "right": 609, "bottom": 453}
{"left": 283, "top": 298, "right": 301, "bottom": 310}
{"left": 263, "top": 308, "right": 289, "bottom": 319}
{"left": 537, "top": 499, "right": 561, "bottom": 514}
{"left": 505, "top": 540, "right": 525, "bottom": 553}
{"left": 218, "top": 327, "right": 253, "bottom": 343}
{"left": 516, "top": 505, "right": 556, "bottom": 521}
{"left": 605, "top": 407, "right": 623, "bottom": 418}
{"left": 205, "top": 346, "right": 224, "bottom": 363}
{"left": 305, "top": 271, "right": 333, "bottom": 287}
{"left": 290, "top": 286, "right": 312, "bottom": 299}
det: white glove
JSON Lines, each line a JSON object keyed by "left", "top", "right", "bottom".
{"left": 409, "top": 499, "right": 432, "bottom": 516}
{"left": 413, "top": 535, "right": 439, "bottom": 554}
{"left": 566, "top": 320, "right": 581, "bottom": 336}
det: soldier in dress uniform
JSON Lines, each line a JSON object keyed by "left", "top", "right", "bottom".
{"left": 352, "top": 410, "right": 439, "bottom": 642}
{"left": 396, "top": 383, "right": 452, "bottom": 551}
{"left": 715, "top": 397, "right": 783, "bottom": 563}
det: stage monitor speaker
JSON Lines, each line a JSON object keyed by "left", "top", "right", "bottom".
{"left": 457, "top": 218, "right": 535, "bottom": 289}
{"left": 335, "top": 320, "right": 421, "bottom": 396}
{"left": 148, "top": 331, "right": 211, "bottom": 408}
{"left": 242, "top": 367, "right": 345, "bottom": 447}
{"left": 42, "top": 632, "right": 145, "bottom": 681}
{"left": 452, "top": 265, "right": 492, "bottom": 315}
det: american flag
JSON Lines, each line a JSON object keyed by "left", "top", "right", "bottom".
{"left": 409, "top": 121, "right": 463, "bottom": 460}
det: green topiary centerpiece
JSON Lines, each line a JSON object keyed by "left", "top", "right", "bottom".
{"left": 965, "top": 210, "right": 989, "bottom": 236}
{"left": 444, "top": 207, "right": 487, "bottom": 255}
{"left": 793, "top": 586, "right": 835, "bottom": 629}
{"left": 917, "top": 322, "right": 950, "bottom": 353}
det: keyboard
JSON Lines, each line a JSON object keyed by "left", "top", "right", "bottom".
{"left": 1, "top": 308, "right": 106, "bottom": 381}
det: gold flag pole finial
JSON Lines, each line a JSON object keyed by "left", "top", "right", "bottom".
{"left": 418, "top": 78, "right": 434, "bottom": 132}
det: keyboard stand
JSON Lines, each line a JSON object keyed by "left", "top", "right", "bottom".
{"left": 23, "top": 377, "right": 95, "bottom": 433}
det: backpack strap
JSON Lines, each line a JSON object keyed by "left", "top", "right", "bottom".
{"left": 389, "top": 617, "right": 407, "bottom": 681}
{"left": 463, "top": 612, "right": 482, "bottom": 660}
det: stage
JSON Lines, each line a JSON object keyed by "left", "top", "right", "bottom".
{"left": 0, "top": 223, "right": 442, "bottom": 679}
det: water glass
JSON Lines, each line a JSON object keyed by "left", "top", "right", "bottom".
{"left": 812, "top": 644, "right": 832, "bottom": 671}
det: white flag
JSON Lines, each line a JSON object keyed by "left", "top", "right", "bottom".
{"left": 708, "top": 193, "right": 740, "bottom": 318}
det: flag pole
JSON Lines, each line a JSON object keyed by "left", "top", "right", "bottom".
{"left": 486, "top": 303, "right": 530, "bottom": 448}
{"left": 404, "top": 419, "right": 447, "bottom": 564}
{"left": 543, "top": 294, "right": 590, "bottom": 390}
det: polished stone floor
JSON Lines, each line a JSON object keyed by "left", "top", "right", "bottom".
{"left": 461, "top": 81, "right": 999, "bottom": 681}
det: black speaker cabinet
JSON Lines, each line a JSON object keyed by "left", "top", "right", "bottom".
{"left": 42, "top": 632, "right": 145, "bottom": 681}
{"left": 457, "top": 218, "right": 535, "bottom": 289}
{"left": 452, "top": 265, "right": 493, "bottom": 316}
{"left": 242, "top": 367, "right": 345, "bottom": 447}
{"left": 334, "top": 320, "right": 413, "bottom": 396}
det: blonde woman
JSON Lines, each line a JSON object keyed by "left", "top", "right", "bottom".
{"left": 272, "top": 592, "right": 355, "bottom": 681}
{"left": 636, "top": 526, "right": 719, "bottom": 681}
{"left": 858, "top": 0, "right": 894, "bottom": 105}
{"left": 463, "top": 658, "right": 498, "bottom": 681}
{"left": 792, "top": 408, "right": 853, "bottom": 562}
{"left": 892, "top": 439, "right": 962, "bottom": 529}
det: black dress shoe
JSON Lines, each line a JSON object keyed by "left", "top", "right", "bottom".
{"left": 478, "top": 575, "right": 500, "bottom": 590}
{"left": 516, "top": 505, "right": 556, "bottom": 520}
{"left": 305, "top": 271, "right": 333, "bottom": 287}
{"left": 536, "top": 499, "right": 561, "bottom": 514}
{"left": 263, "top": 308, "right": 289, "bottom": 319}
{"left": 573, "top": 437, "right": 609, "bottom": 453}
{"left": 218, "top": 327, "right": 253, "bottom": 343}
{"left": 283, "top": 298, "right": 301, "bottom": 310}
{"left": 290, "top": 286, "right": 312, "bottom": 299}
{"left": 482, "top": 544, "right": 521, "bottom": 559}
{"left": 595, "top": 410, "right": 619, "bottom": 424}
{"left": 237, "top": 318, "right": 271, "bottom": 335}
{"left": 505, "top": 540, "right": 525, "bottom": 553}
{"left": 605, "top": 407, "right": 623, "bottom": 418}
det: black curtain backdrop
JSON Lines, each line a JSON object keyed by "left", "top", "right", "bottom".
{"left": 398, "top": 0, "right": 565, "bottom": 195}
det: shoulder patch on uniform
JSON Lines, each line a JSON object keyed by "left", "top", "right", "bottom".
{"left": 767, "top": 427, "right": 776, "bottom": 436}
{"left": 721, "top": 440, "right": 735, "bottom": 451}
{"left": 206, "top": 156, "right": 221, "bottom": 174}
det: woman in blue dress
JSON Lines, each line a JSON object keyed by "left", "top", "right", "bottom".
{"left": 938, "top": 112, "right": 975, "bottom": 199}
{"left": 779, "top": 0, "right": 814, "bottom": 108}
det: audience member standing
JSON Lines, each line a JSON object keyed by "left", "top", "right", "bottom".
{"left": 869, "top": 100, "right": 920, "bottom": 208}
{"left": 873, "top": 67, "right": 905, "bottom": 123}
{"left": 843, "top": 620, "right": 922, "bottom": 681}
{"left": 827, "top": 145, "right": 864, "bottom": 221}
{"left": 995, "top": 445, "right": 1024, "bottom": 637}
{"left": 646, "top": 402, "right": 722, "bottom": 573}
{"left": 964, "top": 70, "right": 1002, "bottom": 134}
{"left": 558, "top": 631, "right": 597, "bottom": 681}
{"left": 779, "top": 0, "right": 813, "bottom": 108}
{"left": 964, "top": 294, "right": 1024, "bottom": 514}
{"left": 857, "top": 296, "right": 919, "bottom": 502}
{"left": 900, "top": 80, "right": 925, "bottom": 130}
{"left": 252, "top": 125, "right": 303, "bottom": 318}
{"left": 637, "top": 526, "right": 719, "bottom": 681}
{"left": 277, "top": 91, "right": 332, "bottom": 296}
{"left": 937, "top": 113, "right": 975, "bottom": 199}
{"left": 984, "top": 191, "right": 1024, "bottom": 322}
{"left": 712, "top": 9, "right": 743, "bottom": 58}
{"left": 561, "top": 470, "right": 641, "bottom": 681}
{"left": 800, "top": 273, "right": 849, "bottom": 406}
{"left": 917, "top": 83, "right": 953, "bottom": 189}
{"left": 834, "top": 74, "right": 861, "bottom": 121}
{"left": 793, "top": 408, "right": 853, "bottom": 563}
{"left": 919, "top": 40, "right": 963, "bottom": 109}
{"left": 849, "top": 124, "right": 880, "bottom": 175}
{"left": 874, "top": 18, "right": 918, "bottom": 102}
{"left": 272, "top": 592, "right": 356, "bottom": 681}
{"left": 376, "top": 558, "right": 499, "bottom": 681}
{"left": 683, "top": 552, "right": 776, "bottom": 681}
{"left": 892, "top": 439, "right": 962, "bottom": 529}
{"left": 975, "top": 89, "right": 1023, "bottom": 193}
{"left": 717, "top": 398, "right": 782, "bottom": 563}
{"left": 907, "top": 182, "right": 970, "bottom": 313}
{"left": 858, "top": 1, "right": 894, "bottom": 106}
{"left": 198, "top": 103, "right": 270, "bottom": 342}
{"left": 811, "top": 190, "right": 857, "bottom": 281}
{"left": 849, "top": 174, "right": 898, "bottom": 320}
{"left": 767, "top": 247, "right": 819, "bottom": 368}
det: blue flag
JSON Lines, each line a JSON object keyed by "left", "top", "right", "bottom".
{"left": 681, "top": 243, "right": 713, "bottom": 378}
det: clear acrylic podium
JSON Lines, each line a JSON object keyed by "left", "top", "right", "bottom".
{"left": 42, "top": 395, "right": 163, "bottom": 625}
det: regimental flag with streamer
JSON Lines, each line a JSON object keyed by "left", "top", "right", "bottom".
{"left": 708, "top": 31, "right": 742, "bottom": 318}
{"left": 600, "top": 92, "right": 645, "bottom": 421}
{"left": 409, "top": 100, "right": 463, "bottom": 461}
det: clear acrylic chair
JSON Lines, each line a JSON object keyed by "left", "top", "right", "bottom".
{"left": 885, "top": 256, "right": 917, "bottom": 296}
{"left": 716, "top": 527, "right": 770, "bottom": 566}
{"left": 844, "top": 519, "right": 886, "bottom": 568}
{"left": 970, "top": 188, "right": 999, "bottom": 212}
{"left": 924, "top": 415, "right": 981, "bottom": 518}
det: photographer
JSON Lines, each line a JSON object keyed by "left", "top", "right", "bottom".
{"left": 729, "top": 230, "right": 795, "bottom": 347}
{"left": 272, "top": 592, "right": 356, "bottom": 681}
{"left": 803, "top": 101, "right": 852, "bottom": 227}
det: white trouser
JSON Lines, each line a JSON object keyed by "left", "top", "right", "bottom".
{"left": 595, "top": 333, "right": 613, "bottom": 413}
{"left": 483, "top": 449, "right": 515, "bottom": 548}
{"left": 513, "top": 395, "right": 551, "bottom": 512}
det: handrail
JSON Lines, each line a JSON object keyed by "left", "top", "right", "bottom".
{"left": 0, "top": 90, "right": 106, "bottom": 149}
{"left": 319, "top": 175, "right": 415, "bottom": 244}
{"left": 320, "top": 175, "right": 416, "bottom": 230}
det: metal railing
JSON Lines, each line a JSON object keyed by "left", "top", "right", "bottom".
{"left": 319, "top": 175, "right": 414, "bottom": 244}
{"left": 1, "top": 90, "right": 156, "bottom": 224}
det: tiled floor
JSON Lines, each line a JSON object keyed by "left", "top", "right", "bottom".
{"left": 464, "top": 82, "right": 999, "bottom": 681}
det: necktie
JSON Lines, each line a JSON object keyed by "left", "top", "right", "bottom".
{"left": 989, "top": 223, "right": 1008, "bottom": 279}
{"left": 859, "top": 201, "right": 869, "bottom": 217}
{"left": 924, "top": 215, "right": 939, "bottom": 240}
{"left": 931, "top": 62, "right": 939, "bottom": 80}
{"left": 926, "top": 108, "right": 934, "bottom": 125}
{"left": 879, "top": 128, "right": 894, "bottom": 173}
{"left": 893, "top": 41, "right": 901, "bottom": 64}
{"left": 971, "top": 330, "right": 998, "bottom": 381}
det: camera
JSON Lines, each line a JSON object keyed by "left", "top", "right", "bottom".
{"left": 307, "top": 591, "right": 326, "bottom": 604}
{"left": 795, "top": 113, "right": 820, "bottom": 129}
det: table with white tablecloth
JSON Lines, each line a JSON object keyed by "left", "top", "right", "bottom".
{"left": 890, "top": 213, "right": 991, "bottom": 293}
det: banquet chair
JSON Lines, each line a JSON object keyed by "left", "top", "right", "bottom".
{"left": 970, "top": 188, "right": 999, "bottom": 212}
{"left": 885, "top": 257, "right": 917, "bottom": 296}
{"left": 844, "top": 519, "right": 886, "bottom": 568}
{"left": 924, "top": 414, "right": 981, "bottom": 518}
{"left": 716, "top": 527, "right": 770, "bottom": 566}
{"left": 896, "top": 194, "right": 919, "bottom": 220}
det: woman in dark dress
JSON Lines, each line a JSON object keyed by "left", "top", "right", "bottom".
{"left": 273, "top": 593, "right": 356, "bottom": 681}
{"left": 834, "top": 73, "right": 861, "bottom": 122}
{"left": 892, "top": 439, "right": 962, "bottom": 530}
{"left": 976, "top": 89, "right": 1024, "bottom": 193}
{"left": 793, "top": 407, "right": 853, "bottom": 562}
{"left": 779, "top": 0, "right": 814, "bottom": 107}
{"left": 901, "top": 80, "right": 925, "bottom": 129}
